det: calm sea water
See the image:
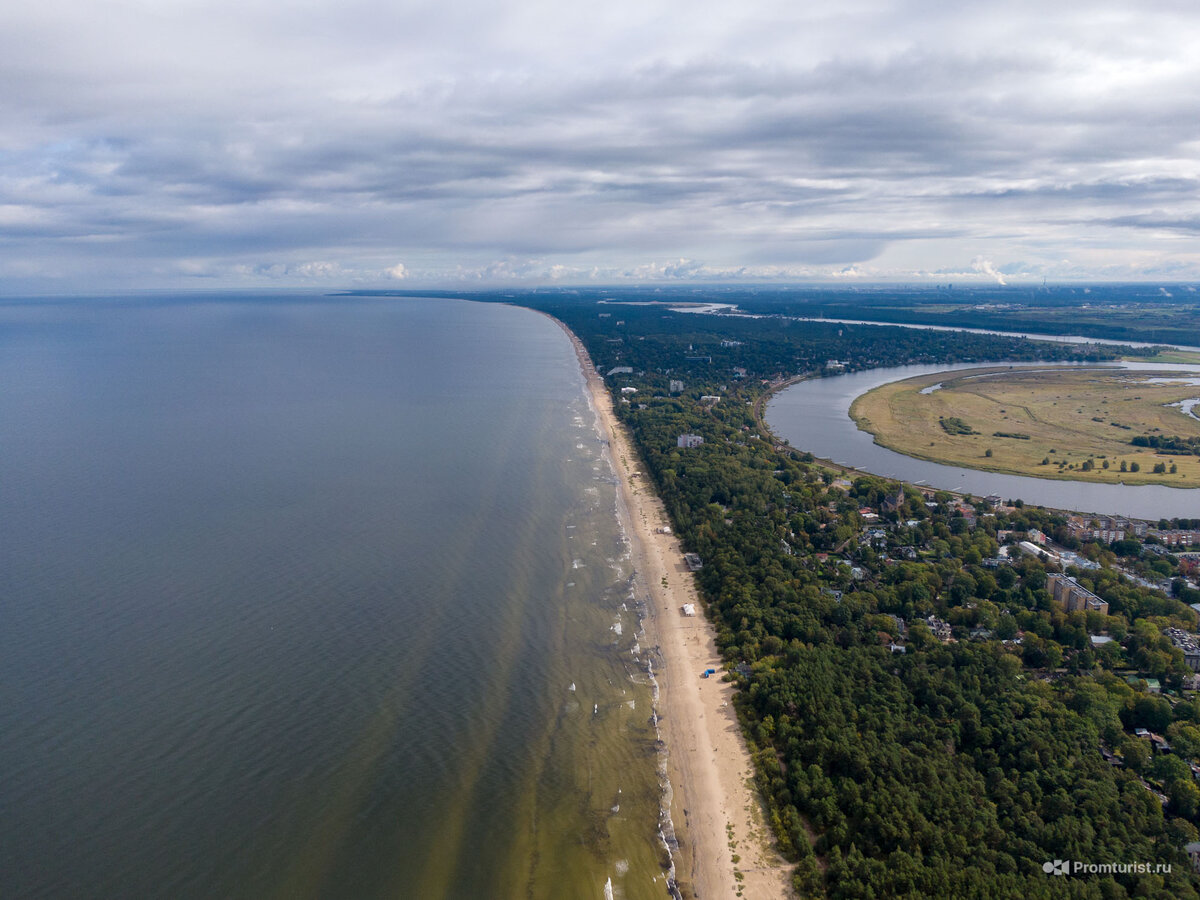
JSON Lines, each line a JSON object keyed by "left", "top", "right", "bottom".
{"left": 0, "top": 294, "right": 670, "bottom": 899}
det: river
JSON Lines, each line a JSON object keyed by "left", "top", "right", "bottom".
{"left": 767, "top": 361, "right": 1200, "bottom": 519}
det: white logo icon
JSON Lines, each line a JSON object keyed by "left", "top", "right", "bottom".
{"left": 1042, "top": 859, "right": 1069, "bottom": 876}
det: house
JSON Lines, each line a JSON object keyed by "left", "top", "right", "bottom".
{"left": 677, "top": 434, "right": 704, "bottom": 449}
{"left": 925, "top": 616, "right": 953, "bottom": 642}
{"left": 681, "top": 604, "right": 696, "bottom": 617}
{"left": 1186, "top": 842, "right": 1200, "bottom": 875}
{"left": 1137, "top": 730, "right": 1171, "bottom": 753}
{"left": 864, "top": 529, "right": 887, "bottom": 548}
{"left": 606, "top": 366, "right": 633, "bottom": 376}
{"left": 684, "top": 553, "right": 703, "bottom": 572}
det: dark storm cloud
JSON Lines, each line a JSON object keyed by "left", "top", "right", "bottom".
{"left": 2, "top": 0, "right": 1199, "bottom": 288}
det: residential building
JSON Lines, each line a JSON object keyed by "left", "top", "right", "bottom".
{"left": 1048, "top": 574, "right": 1110, "bottom": 616}
{"left": 1151, "top": 529, "right": 1200, "bottom": 547}
{"left": 925, "top": 616, "right": 953, "bottom": 642}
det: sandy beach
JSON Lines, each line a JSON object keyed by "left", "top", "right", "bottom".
{"left": 555, "top": 320, "right": 792, "bottom": 900}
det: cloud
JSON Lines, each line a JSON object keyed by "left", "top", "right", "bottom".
{"left": 2, "top": 0, "right": 1200, "bottom": 288}
{"left": 294, "top": 261, "right": 342, "bottom": 278}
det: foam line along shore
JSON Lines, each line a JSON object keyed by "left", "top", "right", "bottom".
{"left": 550, "top": 315, "right": 792, "bottom": 900}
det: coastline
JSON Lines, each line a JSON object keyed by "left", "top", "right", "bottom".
{"left": 551, "top": 316, "right": 791, "bottom": 900}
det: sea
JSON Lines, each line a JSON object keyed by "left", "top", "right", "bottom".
{"left": 0, "top": 293, "right": 673, "bottom": 899}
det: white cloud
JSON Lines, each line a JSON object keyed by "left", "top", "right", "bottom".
{"left": 386, "top": 262, "right": 408, "bottom": 279}
{"left": 294, "top": 261, "right": 342, "bottom": 278}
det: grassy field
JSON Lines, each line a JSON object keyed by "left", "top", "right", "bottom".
{"left": 1127, "top": 350, "right": 1200, "bottom": 366}
{"left": 850, "top": 365, "right": 1200, "bottom": 486}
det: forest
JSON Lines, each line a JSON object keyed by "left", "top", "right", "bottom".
{"left": 361, "top": 283, "right": 1200, "bottom": 348}
{"left": 368, "top": 289, "right": 1200, "bottom": 897}
{"left": 1132, "top": 435, "right": 1200, "bottom": 456}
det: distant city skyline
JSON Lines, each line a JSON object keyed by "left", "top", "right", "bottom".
{"left": 3, "top": 0, "right": 1200, "bottom": 291}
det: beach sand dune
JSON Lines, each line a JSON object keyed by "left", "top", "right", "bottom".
{"left": 556, "top": 321, "right": 792, "bottom": 900}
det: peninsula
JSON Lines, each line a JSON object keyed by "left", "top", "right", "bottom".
{"left": 850, "top": 366, "right": 1200, "bottom": 486}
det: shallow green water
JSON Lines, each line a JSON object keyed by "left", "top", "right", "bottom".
{"left": 0, "top": 294, "right": 673, "bottom": 899}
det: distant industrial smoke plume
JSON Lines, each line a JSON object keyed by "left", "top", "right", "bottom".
{"left": 972, "top": 256, "right": 1007, "bottom": 285}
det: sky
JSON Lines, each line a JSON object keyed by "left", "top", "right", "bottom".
{"left": 2, "top": 0, "right": 1200, "bottom": 291}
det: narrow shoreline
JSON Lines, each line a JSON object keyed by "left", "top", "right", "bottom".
{"left": 549, "top": 315, "right": 791, "bottom": 900}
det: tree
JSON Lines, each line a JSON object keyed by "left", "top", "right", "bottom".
{"left": 1129, "top": 695, "right": 1173, "bottom": 733}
